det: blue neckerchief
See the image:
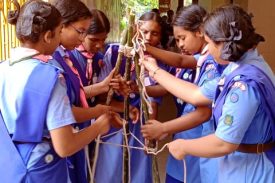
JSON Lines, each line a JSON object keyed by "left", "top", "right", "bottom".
{"left": 53, "top": 50, "right": 88, "bottom": 183}
{"left": 53, "top": 51, "right": 81, "bottom": 106}
{"left": 213, "top": 61, "right": 275, "bottom": 165}
{"left": 93, "top": 52, "right": 104, "bottom": 77}
{"left": 213, "top": 63, "right": 275, "bottom": 130}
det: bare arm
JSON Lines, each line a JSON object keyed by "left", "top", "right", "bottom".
{"left": 141, "top": 106, "right": 211, "bottom": 140}
{"left": 50, "top": 113, "right": 121, "bottom": 158}
{"left": 145, "top": 84, "right": 168, "bottom": 97}
{"left": 72, "top": 105, "right": 110, "bottom": 122}
{"left": 168, "top": 134, "right": 239, "bottom": 159}
{"left": 146, "top": 44, "right": 197, "bottom": 69}
{"left": 152, "top": 68, "right": 211, "bottom": 106}
{"left": 84, "top": 69, "right": 121, "bottom": 98}
{"left": 84, "top": 82, "right": 108, "bottom": 98}
{"left": 164, "top": 106, "right": 211, "bottom": 134}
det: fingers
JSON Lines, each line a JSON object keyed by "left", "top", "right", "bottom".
{"left": 129, "top": 107, "right": 139, "bottom": 124}
{"left": 167, "top": 140, "right": 185, "bottom": 160}
{"left": 140, "top": 124, "right": 153, "bottom": 139}
{"left": 109, "top": 111, "right": 123, "bottom": 129}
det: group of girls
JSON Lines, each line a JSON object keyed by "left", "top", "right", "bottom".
{"left": 141, "top": 4, "right": 274, "bottom": 183}
{"left": 0, "top": 0, "right": 274, "bottom": 183}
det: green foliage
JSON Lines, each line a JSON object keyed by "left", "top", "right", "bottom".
{"left": 120, "top": 0, "right": 158, "bottom": 30}
{"left": 94, "top": 0, "right": 159, "bottom": 42}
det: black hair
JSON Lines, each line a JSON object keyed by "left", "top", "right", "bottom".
{"left": 173, "top": 4, "right": 207, "bottom": 32}
{"left": 87, "top": 9, "right": 110, "bottom": 35}
{"left": 50, "top": 0, "right": 92, "bottom": 25}
{"left": 139, "top": 11, "right": 163, "bottom": 28}
{"left": 204, "top": 5, "right": 265, "bottom": 61}
{"left": 167, "top": 10, "right": 174, "bottom": 17}
{"left": 8, "top": 0, "right": 61, "bottom": 43}
{"left": 139, "top": 11, "right": 168, "bottom": 48}
{"left": 151, "top": 8, "right": 160, "bottom": 15}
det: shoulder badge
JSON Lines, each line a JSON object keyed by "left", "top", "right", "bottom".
{"left": 224, "top": 114, "right": 234, "bottom": 126}
{"left": 230, "top": 92, "right": 239, "bottom": 103}
{"left": 232, "top": 81, "right": 246, "bottom": 91}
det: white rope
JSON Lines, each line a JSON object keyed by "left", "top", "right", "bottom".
{"left": 85, "top": 146, "right": 93, "bottom": 183}
{"left": 118, "top": 45, "right": 134, "bottom": 58}
{"left": 131, "top": 20, "right": 153, "bottom": 115}
{"left": 91, "top": 134, "right": 100, "bottom": 183}
{"left": 101, "top": 129, "right": 123, "bottom": 139}
{"left": 95, "top": 133, "right": 188, "bottom": 183}
{"left": 183, "top": 159, "right": 187, "bottom": 183}
{"left": 95, "top": 139, "right": 167, "bottom": 155}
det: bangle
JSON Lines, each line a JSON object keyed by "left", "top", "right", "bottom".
{"left": 152, "top": 67, "right": 160, "bottom": 78}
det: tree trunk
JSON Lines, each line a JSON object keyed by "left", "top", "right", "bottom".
{"left": 177, "top": 0, "right": 184, "bottom": 11}
{"left": 178, "top": 0, "right": 184, "bottom": 8}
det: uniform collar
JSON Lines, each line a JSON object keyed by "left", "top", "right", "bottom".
{"left": 76, "top": 44, "right": 94, "bottom": 59}
{"left": 10, "top": 47, "right": 39, "bottom": 63}
{"left": 201, "top": 44, "right": 209, "bottom": 55}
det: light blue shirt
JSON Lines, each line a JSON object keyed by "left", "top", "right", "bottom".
{"left": 0, "top": 54, "right": 75, "bottom": 170}
{"left": 201, "top": 49, "right": 275, "bottom": 183}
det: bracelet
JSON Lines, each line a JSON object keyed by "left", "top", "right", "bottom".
{"left": 152, "top": 67, "right": 160, "bottom": 78}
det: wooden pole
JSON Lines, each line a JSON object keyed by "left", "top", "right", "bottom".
{"left": 177, "top": 0, "right": 184, "bottom": 10}
{"left": 123, "top": 13, "right": 135, "bottom": 183}
{"left": 133, "top": 54, "right": 160, "bottom": 183}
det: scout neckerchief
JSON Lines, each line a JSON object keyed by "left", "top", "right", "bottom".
{"left": 76, "top": 44, "right": 94, "bottom": 85}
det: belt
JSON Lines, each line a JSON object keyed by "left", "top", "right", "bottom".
{"left": 237, "top": 142, "right": 275, "bottom": 154}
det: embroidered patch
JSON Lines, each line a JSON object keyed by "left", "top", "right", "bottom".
{"left": 230, "top": 92, "right": 239, "bottom": 103}
{"left": 183, "top": 73, "right": 189, "bottom": 80}
{"left": 218, "top": 77, "right": 225, "bottom": 86}
{"left": 224, "top": 115, "right": 233, "bottom": 126}
{"left": 205, "top": 64, "right": 215, "bottom": 71}
{"left": 207, "top": 72, "right": 214, "bottom": 79}
{"left": 232, "top": 81, "right": 246, "bottom": 91}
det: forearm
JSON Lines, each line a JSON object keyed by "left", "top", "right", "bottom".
{"left": 84, "top": 82, "right": 108, "bottom": 98}
{"left": 180, "top": 134, "right": 238, "bottom": 158}
{"left": 110, "top": 100, "right": 124, "bottom": 113}
{"left": 51, "top": 123, "right": 102, "bottom": 157}
{"left": 146, "top": 45, "right": 196, "bottom": 69}
{"left": 72, "top": 106, "right": 104, "bottom": 122}
{"left": 149, "top": 101, "right": 158, "bottom": 120}
{"left": 163, "top": 106, "right": 211, "bottom": 134}
{"left": 153, "top": 69, "right": 211, "bottom": 106}
{"left": 145, "top": 85, "right": 168, "bottom": 97}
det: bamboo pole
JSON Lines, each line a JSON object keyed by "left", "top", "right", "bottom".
{"left": 123, "top": 13, "right": 135, "bottom": 183}
{"left": 134, "top": 54, "right": 160, "bottom": 183}
{"left": 105, "top": 29, "right": 128, "bottom": 105}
